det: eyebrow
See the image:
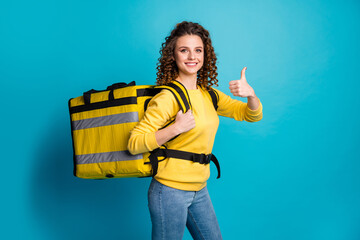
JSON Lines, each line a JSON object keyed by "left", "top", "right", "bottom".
{"left": 178, "top": 46, "right": 203, "bottom": 49}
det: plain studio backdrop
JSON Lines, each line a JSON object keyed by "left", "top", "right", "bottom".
{"left": 1, "top": 0, "right": 359, "bottom": 239}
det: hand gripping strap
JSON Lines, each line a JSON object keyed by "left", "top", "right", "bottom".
{"left": 153, "top": 81, "right": 193, "bottom": 143}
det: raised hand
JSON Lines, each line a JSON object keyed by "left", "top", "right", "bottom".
{"left": 229, "top": 67, "right": 255, "bottom": 98}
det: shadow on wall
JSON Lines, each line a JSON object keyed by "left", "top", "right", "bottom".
{"left": 30, "top": 112, "right": 151, "bottom": 240}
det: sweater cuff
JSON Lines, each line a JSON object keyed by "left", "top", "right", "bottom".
{"left": 246, "top": 100, "right": 263, "bottom": 116}
{"left": 145, "top": 132, "right": 160, "bottom": 151}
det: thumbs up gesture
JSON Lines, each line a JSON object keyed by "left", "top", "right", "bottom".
{"left": 229, "top": 67, "right": 255, "bottom": 98}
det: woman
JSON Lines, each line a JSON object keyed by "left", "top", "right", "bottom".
{"left": 128, "top": 21, "right": 262, "bottom": 240}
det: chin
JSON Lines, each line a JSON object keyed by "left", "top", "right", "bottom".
{"left": 183, "top": 67, "right": 202, "bottom": 75}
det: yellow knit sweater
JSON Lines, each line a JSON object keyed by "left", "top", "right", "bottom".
{"left": 128, "top": 86, "right": 263, "bottom": 191}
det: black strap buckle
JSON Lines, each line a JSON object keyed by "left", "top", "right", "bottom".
{"left": 197, "top": 153, "right": 212, "bottom": 164}
{"left": 207, "top": 153, "right": 213, "bottom": 164}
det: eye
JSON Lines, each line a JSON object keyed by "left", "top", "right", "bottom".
{"left": 180, "top": 49, "right": 188, "bottom": 53}
{"left": 196, "top": 49, "right": 202, "bottom": 53}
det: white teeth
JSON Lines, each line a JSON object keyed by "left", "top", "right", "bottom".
{"left": 186, "top": 63, "right": 197, "bottom": 66}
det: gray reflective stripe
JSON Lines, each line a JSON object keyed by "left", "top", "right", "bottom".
{"left": 76, "top": 151, "right": 143, "bottom": 164}
{"left": 72, "top": 112, "right": 138, "bottom": 130}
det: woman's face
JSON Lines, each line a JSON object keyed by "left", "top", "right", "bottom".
{"left": 174, "top": 34, "right": 204, "bottom": 77}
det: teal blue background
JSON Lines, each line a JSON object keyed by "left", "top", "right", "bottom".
{"left": 1, "top": 0, "right": 359, "bottom": 239}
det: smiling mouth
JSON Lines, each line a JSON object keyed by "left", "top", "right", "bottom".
{"left": 185, "top": 63, "right": 198, "bottom": 66}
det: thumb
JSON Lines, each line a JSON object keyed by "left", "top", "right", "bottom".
{"left": 240, "top": 67, "right": 247, "bottom": 80}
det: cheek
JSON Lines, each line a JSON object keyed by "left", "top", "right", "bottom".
{"left": 199, "top": 54, "right": 204, "bottom": 65}
{"left": 175, "top": 54, "right": 187, "bottom": 67}
{"left": 174, "top": 52, "right": 182, "bottom": 61}
{"left": 199, "top": 53, "right": 204, "bottom": 62}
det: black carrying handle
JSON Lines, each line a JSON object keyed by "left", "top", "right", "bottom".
{"left": 83, "top": 89, "right": 101, "bottom": 105}
{"left": 106, "top": 81, "right": 135, "bottom": 90}
{"left": 83, "top": 81, "right": 136, "bottom": 105}
{"left": 107, "top": 81, "right": 136, "bottom": 101}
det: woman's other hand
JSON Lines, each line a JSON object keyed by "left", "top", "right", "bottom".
{"left": 229, "top": 67, "right": 255, "bottom": 98}
{"left": 229, "top": 67, "right": 260, "bottom": 110}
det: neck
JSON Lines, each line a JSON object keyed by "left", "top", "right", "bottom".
{"left": 176, "top": 72, "right": 198, "bottom": 90}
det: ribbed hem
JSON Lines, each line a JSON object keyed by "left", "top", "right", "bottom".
{"left": 145, "top": 132, "right": 160, "bottom": 151}
{"left": 246, "top": 100, "right": 263, "bottom": 116}
{"left": 155, "top": 177, "right": 207, "bottom": 191}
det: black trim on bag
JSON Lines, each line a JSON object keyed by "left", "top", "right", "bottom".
{"left": 69, "top": 97, "right": 137, "bottom": 114}
{"left": 68, "top": 98, "right": 78, "bottom": 177}
{"left": 137, "top": 88, "right": 162, "bottom": 97}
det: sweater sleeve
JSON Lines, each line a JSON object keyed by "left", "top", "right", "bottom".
{"left": 214, "top": 88, "right": 263, "bottom": 122}
{"left": 127, "top": 89, "right": 179, "bottom": 155}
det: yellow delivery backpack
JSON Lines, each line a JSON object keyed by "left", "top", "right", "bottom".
{"left": 68, "top": 81, "right": 221, "bottom": 179}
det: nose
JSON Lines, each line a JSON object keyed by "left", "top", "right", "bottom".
{"left": 188, "top": 51, "right": 195, "bottom": 60}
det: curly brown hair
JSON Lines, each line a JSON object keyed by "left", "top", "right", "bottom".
{"left": 156, "top": 21, "right": 218, "bottom": 90}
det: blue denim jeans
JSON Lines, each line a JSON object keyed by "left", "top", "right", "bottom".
{"left": 148, "top": 178, "right": 223, "bottom": 240}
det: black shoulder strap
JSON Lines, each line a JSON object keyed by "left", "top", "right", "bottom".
{"left": 208, "top": 88, "right": 219, "bottom": 111}
{"left": 153, "top": 81, "right": 192, "bottom": 143}
{"left": 157, "top": 80, "right": 192, "bottom": 113}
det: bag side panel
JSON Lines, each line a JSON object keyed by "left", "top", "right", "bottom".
{"left": 69, "top": 85, "right": 155, "bottom": 179}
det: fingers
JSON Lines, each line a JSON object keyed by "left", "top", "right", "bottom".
{"left": 229, "top": 88, "right": 241, "bottom": 96}
{"left": 229, "top": 80, "right": 238, "bottom": 86}
{"left": 229, "top": 81, "right": 240, "bottom": 90}
{"left": 176, "top": 109, "right": 193, "bottom": 118}
{"left": 179, "top": 109, "right": 192, "bottom": 115}
{"left": 174, "top": 109, "right": 195, "bottom": 133}
{"left": 185, "top": 110, "right": 194, "bottom": 121}
{"left": 229, "top": 81, "right": 244, "bottom": 95}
